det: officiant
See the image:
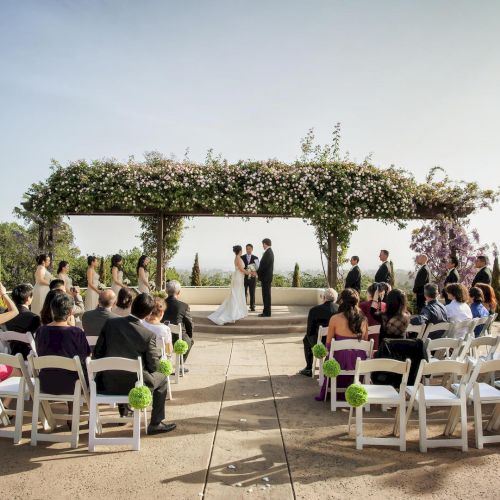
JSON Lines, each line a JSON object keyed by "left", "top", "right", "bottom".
{"left": 242, "top": 244, "right": 259, "bottom": 312}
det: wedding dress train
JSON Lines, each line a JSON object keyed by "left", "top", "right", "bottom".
{"left": 208, "top": 266, "right": 248, "bottom": 325}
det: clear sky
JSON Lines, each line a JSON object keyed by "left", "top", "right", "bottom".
{"left": 1, "top": 0, "right": 499, "bottom": 273}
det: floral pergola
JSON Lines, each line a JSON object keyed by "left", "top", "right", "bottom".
{"left": 19, "top": 156, "right": 497, "bottom": 288}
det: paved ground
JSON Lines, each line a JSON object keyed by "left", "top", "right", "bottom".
{"left": 1, "top": 328, "right": 499, "bottom": 500}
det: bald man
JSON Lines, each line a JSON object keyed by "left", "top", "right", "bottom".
{"left": 413, "top": 254, "right": 430, "bottom": 313}
{"left": 82, "top": 289, "right": 118, "bottom": 337}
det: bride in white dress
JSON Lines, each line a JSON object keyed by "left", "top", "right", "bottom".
{"left": 208, "top": 245, "right": 253, "bottom": 326}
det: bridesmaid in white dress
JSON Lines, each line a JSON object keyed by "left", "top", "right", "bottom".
{"left": 208, "top": 246, "right": 253, "bottom": 325}
{"left": 57, "top": 260, "right": 73, "bottom": 293}
{"left": 137, "top": 255, "right": 150, "bottom": 294}
{"left": 111, "top": 254, "right": 125, "bottom": 296}
{"left": 31, "top": 254, "right": 54, "bottom": 315}
{"left": 85, "top": 256, "right": 100, "bottom": 311}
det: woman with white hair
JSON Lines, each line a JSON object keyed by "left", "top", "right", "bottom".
{"left": 299, "top": 288, "right": 339, "bottom": 377}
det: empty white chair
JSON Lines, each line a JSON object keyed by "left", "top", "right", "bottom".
{"left": 0, "top": 353, "right": 33, "bottom": 444}
{"left": 30, "top": 355, "right": 90, "bottom": 449}
{"left": 170, "top": 324, "right": 185, "bottom": 383}
{"left": 405, "top": 359, "right": 471, "bottom": 452}
{"left": 86, "top": 356, "right": 147, "bottom": 452}
{"left": 467, "top": 335, "right": 500, "bottom": 363}
{"left": 325, "top": 339, "right": 374, "bottom": 411}
{"left": 312, "top": 326, "right": 328, "bottom": 382}
{"left": 421, "top": 322, "right": 450, "bottom": 341}
{"left": 425, "top": 338, "right": 461, "bottom": 363}
{"left": 350, "top": 358, "right": 411, "bottom": 451}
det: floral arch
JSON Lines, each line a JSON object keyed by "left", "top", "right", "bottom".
{"left": 19, "top": 156, "right": 497, "bottom": 288}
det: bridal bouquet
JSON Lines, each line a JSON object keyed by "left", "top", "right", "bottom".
{"left": 97, "top": 282, "right": 106, "bottom": 290}
{"left": 247, "top": 263, "right": 257, "bottom": 275}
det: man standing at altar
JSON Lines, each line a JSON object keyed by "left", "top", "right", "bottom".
{"left": 345, "top": 256, "right": 361, "bottom": 292}
{"left": 242, "top": 244, "right": 259, "bottom": 312}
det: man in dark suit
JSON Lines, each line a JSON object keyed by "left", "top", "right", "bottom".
{"left": 413, "top": 254, "right": 430, "bottom": 313}
{"left": 82, "top": 289, "right": 118, "bottom": 337}
{"left": 257, "top": 238, "right": 274, "bottom": 317}
{"left": 5, "top": 284, "right": 40, "bottom": 359}
{"left": 374, "top": 249, "right": 392, "bottom": 284}
{"left": 410, "top": 284, "right": 448, "bottom": 339}
{"left": 299, "top": 288, "right": 339, "bottom": 376}
{"left": 442, "top": 255, "right": 460, "bottom": 304}
{"left": 241, "top": 243, "right": 259, "bottom": 312}
{"left": 161, "top": 280, "right": 193, "bottom": 363}
{"left": 94, "top": 293, "right": 176, "bottom": 434}
{"left": 471, "top": 255, "right": 492, "bottom": 286}
{"left": 345, "top": 256, "right": 361, "bottom": 292}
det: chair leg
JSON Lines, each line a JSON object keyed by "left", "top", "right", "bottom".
{"left": 71, "top": 390, "right": 81, "bottom": 449}
{"left": 356, "top": 406, "right": 363, "bottom": 450}
{"left": 31, "top": 393, "right": 40, "bottom": 447}
{"left": 473, "top": 391, "right": 483, "bottom": 449}
{"left": 399, "top": 400, "right": 406, "bottom": 451}
{"left": 88, "top": 398, "right": 97, "bottom": 452}
{"left": 14, "top": 383, "right": 25, "bottom": 444}
{"left": 419, "top": 398, "right": 427, "bottom": 453}
{"left": 167, "top": 377, "right": 172, "bottom": 400}
{"left": 132, "top": 409, "right": 141, "bottom": 451}
{"left": 460, "top": 398, "right": 468, "bottom": 452}
{"left": 330, "top": 379, "right": 336, "bottom": 411}
{"left": 347, "top": 407, "right": 353, "bottom": 433}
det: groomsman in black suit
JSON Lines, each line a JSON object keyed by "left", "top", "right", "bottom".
{"left": 257, "top": 238, "right": 274, "bottom": 317}
{"left": 442, "top": 255, "right": 460, "bottom": 304}
{"left": 241, "top": 244, "right": 259, "bottom": 312}
{"left": 374, "top": 249, "right": 392, "bottom": 284}
{"left": 471, "top": 255, "right": 492, "bottom": 286}
{"left": 345, "top": 256, "right": 361, "bottom": 292}
{"left": 413, "top": 254, "right": 430, "bottom": 313}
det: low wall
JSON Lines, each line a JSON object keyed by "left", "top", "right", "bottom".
{"left": 178, "top": 287, "right": 324, "bottom": 306}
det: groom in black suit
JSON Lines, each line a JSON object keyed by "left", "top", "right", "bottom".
{"left": 257, "top": 238, "right": 274, "bottom": 317}
{"left": 241, "top": 243, "right": 259, "bottom": 311}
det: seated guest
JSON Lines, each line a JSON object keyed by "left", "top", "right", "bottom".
{"left": 445, "top": 283, "right": 473, "bottom": 322}
{"left": 371, "top": 289, "right": 410, "bottom": 346}
{"left": 410, "top": 283, "right": 448, "bottom": 338}
{"left": 40, "top": 289, "right": 67, "bottom": 325}
{"left": 50, "top": 279, "right": 85, "bottom": 319}
{"left": 299, "top": 288, "right": 338, "bottom": 377}
{"left": 5, "top": 284, "right": 40, "bottom": 358}
{"left": 476, "top": 283, "right": 498, "bottom": 315}
{"left": 112, "top": 287, "right": 135, "bottom": 317}
{"left": 0, "top": 282, "right": 19, "bottom": 324}
{"left": 162, "top": 280, "right": 194, "bottom": 363}
{"left": 316, "top": 289, "right": 368, "bottom": 401}
{"left": 345, "top": 256, "right": 361, "bottom": 293}
{"left": 81, "top": 289, "right": 118, "bottom": 337}
{"left": 359, "top": 283, "right": 386, "bottom": 326}
{"left": 469, "top": 287, "right": 490, "bottom": 337}
{"left": 94, "top": 293, "right": 176, "bottom": 434}
{"left": 35, "top": 293, "right": 90, "bottom": 397}
{"left": 144, "top": 298, "right": 173, "bottom": 355}
{"left": 471, "top": 255, "right": 492, "bottom": 286}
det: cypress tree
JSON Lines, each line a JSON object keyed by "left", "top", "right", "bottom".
{"left": 292, "top": 263, "right": 301, "bottom": 287}
{"left": 190, "top": 253, "right": 201, "bottom": 286}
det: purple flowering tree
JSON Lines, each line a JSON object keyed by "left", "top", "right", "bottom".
{"left": 410, "top": 219, "right": 489, "bottom": 288}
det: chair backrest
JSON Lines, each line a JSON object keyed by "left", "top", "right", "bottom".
{"left": 483, "top": 313, "right": 497, "bottom": 335}
{"left": 86, "top": 356, "right": 144, "bottom": 386}
{"left": 448, "top": 318, "right": 478, "bottom": 339}
{"left": 405, "top": 324, "right": 426, "bottom": 339}
{"left": 331, "top": 338, "right": 374, "bottom": 355}
{"left": 0, "top": 331, "right": 36, "bottom": 354}
{"left": 354, "top": 358, "right": 411, "bottom": 386}
{"left": 0, "top": 352, "right": 34, "bottom": 396}
{"left": 468, "top": 335, "right": 500, "bottom": 360}
{"left": 367, "top": 325, "right": 380, "bottom": 335}
{"left": 420, "top": 359, "right": 470, "bottom": 377}
{"left": 87, "top": 336, "right": 99, "bottom": 347}
{"left": 168, "top": 323, "right": 182, "bottom": 335}
{"left": 421, "top": 322, "right": 450, "bottom": 341}
{"left": 463, "top": 358, "right": 500, "bottom": 397}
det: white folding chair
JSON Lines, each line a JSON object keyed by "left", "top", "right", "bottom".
{"left": 86, "top": 336, "right": 99, "bottom": 348}
{"left": 483, "top": 313, "right": 497, "bottom": 336}
{"left": 405, "top": 359, "right": 471, "bottom": 452}
{"left": 0, "top": 353, "right": 33, "bottom": 444}
{"left": 447, "top": 318, "right": 478, "bottom": 339}
{"left": 0, "top": 331, "right": 37, "bottom": 356}
{"left": 86, "top": 357, "right": 148, "bottom": 452}
{"left": 29, "top": 355, "right": 90, "bottom": 449}
{"left": 312, "top": 326, "right": 328, "bottom": 383}
{"left": 473, "top": 316, "right": 490, "bottom": 337}
{"left": 325, "top": 339, "right": 374, "bottom": 411}
{"left": 466, "top": 336, "right": 500, "bottom": 364}
{"left": 170, "top": 324, "right": 185, "bottom": 383}
{"left": 367, "top": 324, "right": 380, "bottom": 350}
{"left": 425, "top": 337, "right": 461, "bottom": 363}
{"left": 349, "top": 358, "right": 411, "bottom": 451}
{"left": 405, "top": 324, "right": 426, "bottom": 339}
{"left": 420, "top": 322, "right": 450, "bottom": 341}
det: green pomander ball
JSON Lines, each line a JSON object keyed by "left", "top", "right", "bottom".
{"left": 174, "top": 339, "right": 189, "bottom": 355}
{"left": 345, "top": 384, "right": 368, "bottom": 407}
{"left": 128, "top": 386, "right": 153, "bottom": 410}
{"left": 322, "top": 359, "right": 341, "bottom": 378}
{"left": 312, "top": 343, "right": 328, "bottom": 359}
{"left": 159, "top": 359, "right": 173, "bottom": 376}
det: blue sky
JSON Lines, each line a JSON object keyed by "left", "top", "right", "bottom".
{"left": 1, "top": 1, "right": 499, "bottom": 272}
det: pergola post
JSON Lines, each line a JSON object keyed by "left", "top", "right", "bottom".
{"left": 156, "top": 214, "right": 164, "bottom": 290}
{"left": 327, "top": 232, "right": 338, "bottom": 289}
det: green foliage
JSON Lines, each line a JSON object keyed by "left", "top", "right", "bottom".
{"left": 345, "top": 384, "right": 368, "bottom": 407}
{"left": 158, "top": 359, "right": 173, "bottom": 376}
{"left": 323, "top": 359, "right": 341, "bottom": 378}
{"left": 200, "top": 272, "right": 232, "bottom": 287}
{"left": 292, "top": 263, "right": 301, "bottom": 287}
{"left": 300, "top": 272, "right": 328, "bottom": 288}
{"left": 312, "top": 343, "right": 328, "bottom": 359}
{"left": 190, "top": 253, "right": 201, "bottom": 286}
{"left": 128, "top": 386, "right": 152, "bottom": 409}
{"left": 272, "top": 273, "right": 291, "bottom": 287}
{"left": 174, "top": 339, "right": 189, "bottom": 355}
{"left": 165, "top": 267, "right": 182, "bottom": 283}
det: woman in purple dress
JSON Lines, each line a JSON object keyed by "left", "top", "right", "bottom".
{"left": 316, "top": 288, "right": 368, "bottom": 401}
{"left": 35, "top": 293, "right": 90, "bottom": 396}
